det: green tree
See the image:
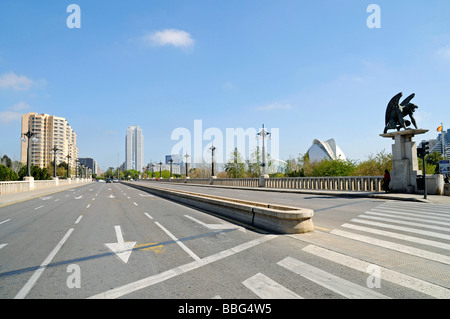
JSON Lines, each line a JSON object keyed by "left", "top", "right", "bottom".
{"left": 224, "top": 148, "right": 245, "bottom": 178}
{"left": 18, "top": 165, "right": 51, "bottom": 180}
{"left": 0, "top": 164, "right": 19, "bottom": 181}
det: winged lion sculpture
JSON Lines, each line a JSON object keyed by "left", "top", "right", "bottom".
{"left": 383, "top": 92, "right": 418, "bottom": 134}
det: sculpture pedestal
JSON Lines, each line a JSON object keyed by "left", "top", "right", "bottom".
{"left": 380, "top": 129, "right": 428, "bottom": 194}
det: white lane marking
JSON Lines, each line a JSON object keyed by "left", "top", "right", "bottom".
{"left": 144, "top": 213, "right": 153, "bottom": 220}
{"left": 14, "top": 228, "right": 74, "bottom": 299}
{"left": 75, "top": 215, "right": 83, "bottom": 224}
{"left": 0, "top": 219, "right": 11, "bottom": 225}
{"left": 154, "top": 222, "right": 200, "bottom": 261}
{"left": 242, "top": 273, "right": 302, "bottom": 299}
{"left": 133, "top": 202, "right": 138, "bottom": 206}
{"left": 302, "top": 245, "right": 450, "bottom": 299}
{"left": 89, "top": 235, "right": 277, "bottom": 299}
{"left": 0, "top": 243, "right": 7, "bottom": 251}
{"left": 34, "top": 205, "right": 44, "bottom": 210}
{"left": 278, "top": 257, "right": 388, "bottom": 299}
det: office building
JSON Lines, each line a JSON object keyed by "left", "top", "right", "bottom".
{"left": 20, "top": 112, "right": 78, "bottom": 174}
{"left": 78, "top": 157, "right": 98, "bottom": 175}
{"left": 125, "top": 126, "right": 144, "bottom": 172}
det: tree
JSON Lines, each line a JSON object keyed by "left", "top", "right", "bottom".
{"left": 224, "top": 148, "right": 245, "bottom": 178}
{"left": 18, "top": 165, "right": 51, "bottom": 180}
{"left": 246, "top": 147, "right": 262, "bottom": 177}
{"left": 0, "top": 164, "right": 18, "bottom": 181}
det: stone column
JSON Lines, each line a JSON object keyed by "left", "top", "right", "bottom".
{"left": 380, "top": 129, "right": 428, "bottom": 194}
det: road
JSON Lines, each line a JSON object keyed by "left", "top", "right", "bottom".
{"left": 0, "top": 181, "right": 449, "bottom": 301}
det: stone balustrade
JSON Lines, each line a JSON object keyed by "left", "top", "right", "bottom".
{"left": 0, "top": 178, "right": 91, "bottom": 195}
{"left": 157, "top": 176, "right": 384, "bottom": 192}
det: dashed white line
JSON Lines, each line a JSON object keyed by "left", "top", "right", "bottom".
{"left": 144, "top": 213, "right": 153, "bottom": 220}
{"left": 15, "top": 228, "right": 74, "bottom": 299}
{"left": 34, "top": 205, "right": 44, "bottom": 210}
{"left": 0, "top": 219, "right": 11, "bottom": 225}
{"left": 75, "top": 215, "right": 83, "bottom": 224}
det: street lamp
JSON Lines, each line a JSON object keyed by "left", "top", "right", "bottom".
{"left": 184, "top": 153, "right": 190, "bottom": 179}
{"left": 21, "top": 130, "right": 38, "bottom": 177}
{"left": 257, "top": 124, "right": 271, "bottom": 187}
{"left": 66, "top": 153, "right": 72, "bottom": 179}
{"left": 159, "top": 161, "right": 162, "bottom": 179}
{"left": 151, "top": 162, "right": 155, "bottom": 179}
{"left": 50, "top": 146, "right": 60, "bottom": 178}
{"left": 209, "top": 144, "right": 216, "bottom": 178}
{"left": 169, "top": 158, "right": 173, "bottom": 179}
{"left": 257, "top": 124, "right": 271, "bottom": 178}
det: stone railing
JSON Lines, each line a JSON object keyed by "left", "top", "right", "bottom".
{"left": 152, "top": 176, "right": 384, "bottom": 192}
{"left": 0, "top": 178, "right": 91, "bottom": 195}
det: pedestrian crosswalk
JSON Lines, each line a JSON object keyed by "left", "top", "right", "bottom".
{"left": 234, "top": 200, "right": 450, "bottom": 299}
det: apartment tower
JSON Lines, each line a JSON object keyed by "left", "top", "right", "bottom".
{"left": 125, "top": 126, "right": 144, "bottom": 172}
{"left": 20, "top": 112, "right": 78, "bottom": 175}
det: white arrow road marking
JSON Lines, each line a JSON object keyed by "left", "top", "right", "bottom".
{"left": 184, "top": 215, "right": 246, "bottom": 232}
{"left": 105, "top": 226, "right": 136, "bottom": 264}
{"left": 0, "top": 243, "right": 7, "bottom": 251}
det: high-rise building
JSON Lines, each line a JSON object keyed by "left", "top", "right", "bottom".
{"left": 20, "top": 112, "right": 78, "bottom": 174}
{"left": 125, "top": 126, "right": 144, "bottom": 172}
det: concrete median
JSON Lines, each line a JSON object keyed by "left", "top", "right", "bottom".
{"left": 123, "top": 181, "right": 314, "bottom": 234}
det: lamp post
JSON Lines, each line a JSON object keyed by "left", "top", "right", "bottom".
{"left": 169, "top": 158, "right": 173, "bottom": 179}
{"left": 151, "top": 162, "right": 155, "bottom": 179}
{"left": 21, "top": 130, "right": 38, "bottom": 178}
{"left": 209, "top": 144, "right": 216, "bottom": 178}
{"left": 257, "top": 124, "right": 271, "bottom": 187}
{"left": 184, "top": 153, "right": 190, "bottom": 179}
{"left": 50, "top": 146, "right": 60, "bottom": 178}
{"left": 66, "top": 154, "right": 72, "bottom": 179}
{"left": 159, "top": 161, "right": 162, "bottom": 179}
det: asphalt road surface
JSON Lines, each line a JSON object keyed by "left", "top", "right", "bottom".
{"left": 0, "top": 181, "right": 449, "bottom": 301}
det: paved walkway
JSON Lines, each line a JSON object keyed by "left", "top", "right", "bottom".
{"left": 151, "top": 181, "right": 450, "bottom": 205}
{"left": 0, "top": 182, "right": 94, "bottom": 207}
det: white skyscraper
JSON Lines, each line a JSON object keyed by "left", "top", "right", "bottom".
{"left": 125, "top": 126, "right": 144, "bottom": 172}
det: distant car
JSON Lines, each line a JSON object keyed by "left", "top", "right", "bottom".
{"left": 98, "top": 179, "right": 106, "bottom": 183}
{"left": 106, "top": 178, "right": 112, "bottom": 183}
{"left": 113, "top": 179, "right": 119, "bottom": 183}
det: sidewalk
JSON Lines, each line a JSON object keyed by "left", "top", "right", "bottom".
{"left": 151, "top": 181, "right": 450, "bottom": 205}
{"left": 0, "top": 182, "right": 93, "bottom": 207}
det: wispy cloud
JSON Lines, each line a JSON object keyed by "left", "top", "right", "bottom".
{"left": 0, "top": 101, "right": 31, "bottom": 123}
{"left": 436, "top": 46, "right": 450, "bottom": 60}
{"left": 0, "top": 72, "right": 45, "bottom": 91}
{"left": 141, "top": 29, "right": 195, "bottom": 49}
{"left": 255, "top": 103, "right": 292, "bottom": 111}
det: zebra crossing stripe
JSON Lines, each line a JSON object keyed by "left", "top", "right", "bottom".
{"left": 331, "top": 229, "right": 450, "bottom": 265}
{"left": 351, "top": 218, "right": 450, "bottom": 241}
{"left": 357, "top": 215, "right": 450, "bottom": 232}
{"left": 302, "top": 244, "right": 450, "bottom": 299}
{"left": 366, "top": 211, "right": 450, "bottom": 227}
{"left": 341, "top": 223, "right": 450, "bottom": 250}
{"left": 242, "top": 273, "right": 302, "bottom": 299}
{"left": 278, "top": 257, "right": 389, "bottom": 299}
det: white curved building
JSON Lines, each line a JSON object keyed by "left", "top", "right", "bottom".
{"left": 307, "top": 138, "right": 346, "bottom": 162}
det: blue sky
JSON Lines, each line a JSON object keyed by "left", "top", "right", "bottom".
{"left": 1, "top": 0, "right": 449, "bottom": 171}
